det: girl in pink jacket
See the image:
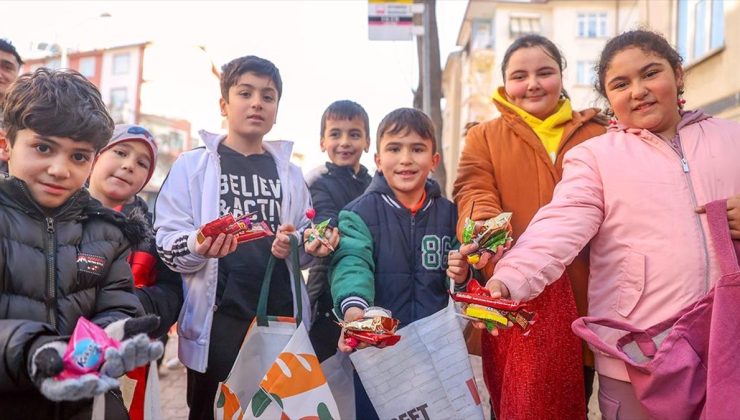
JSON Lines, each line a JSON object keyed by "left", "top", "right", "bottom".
{"left": 483, "top": 30, "right": 740, "bottom": 419}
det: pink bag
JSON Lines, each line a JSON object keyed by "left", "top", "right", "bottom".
{"left": 572, "top": 199, "right": 740, "bottom": 420}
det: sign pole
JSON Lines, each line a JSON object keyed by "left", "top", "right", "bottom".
{"left": 421, "top": 0, "right": 431, "bottom": 117}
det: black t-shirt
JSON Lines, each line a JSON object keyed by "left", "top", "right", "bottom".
{"left": 214, "top": 143, "right": 293, "bottom": 322}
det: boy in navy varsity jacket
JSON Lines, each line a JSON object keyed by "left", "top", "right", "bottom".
{"left": 330, "top": 108, "right": 471, "bottom": 419}
{"left": 304, "top": 100, "right": 372, "bottom": 361}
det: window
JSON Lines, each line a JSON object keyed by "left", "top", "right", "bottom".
{"left": 677, "top": 0, "right": 724, "bottom": 63}
{"left": 46, "top": 59, "right": 61, "bottom": 70}
{"left": 576, "top": 61, "right": 596, "bottom": 85}
{"left": 110, "top": 88, "right": 128, "bottom": 108}
{"left": 472, "top": 19, "right": 494, "bottom": 50}
{"left": 109, "top": 88, "right": 128, "bottom": 123}
{"left": 509, "top": 15, "right": 541, "bottom": 37}
{"left": 577, "top": 13, "right": 608, "bottom": 38}
{"left": 79, "top": 57, "right": 96, "bottom": 77}
{"left": 112, "top": 53, "right": 130, "bottom": 75}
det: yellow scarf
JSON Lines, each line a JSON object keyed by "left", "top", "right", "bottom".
{"left": 493, "top": 87, "right": 573, "bottom": 163}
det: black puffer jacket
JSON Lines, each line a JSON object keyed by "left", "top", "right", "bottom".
{"left": 0, "top": 177, "right": 144, "bottom": 416}
{"left": 124, "top": 196, "right": 183, "bottom": 338}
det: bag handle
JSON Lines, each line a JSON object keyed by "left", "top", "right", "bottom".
{"left": 256, "top": 234, "right": 303, "bottom": 327}
{"left": 705, "top": 199, "right": 740, "bottom": 276}
{"left": 571, "top": 317, "right": 656, "bottom": 366}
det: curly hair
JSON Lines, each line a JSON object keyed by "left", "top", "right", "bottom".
{"left": 595, "top": 29, "right": 683, "bottom": 98}
{"left": 3, "top": 68, "right": 113, "bottom": 150}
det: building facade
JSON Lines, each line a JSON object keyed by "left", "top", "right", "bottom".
{"left": 22, "top": 42, "right": 222, "bottom": 199}
{"left": 441, "top": 0, "right": 642, "bottom": 195}
{"left": 641, "top": 0, "right": 739, "bottom": 121}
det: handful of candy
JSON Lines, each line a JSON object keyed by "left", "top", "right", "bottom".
{"left": 197, "top": 212, "right": 273, "bottom": 244}
{"left": 57, "top": 317, "right": 120, "bottom": 380}
{"left": 339, "top": 307, "right": 401, "bottom": 349}
{"left": 451, "top": 280, "right": 535, "bottom": 335}
{"left": 461, "top": 212, "right": 513, "bottom": 265}
{"left": 305, "top": 208, "right": 334, "bottom": 252}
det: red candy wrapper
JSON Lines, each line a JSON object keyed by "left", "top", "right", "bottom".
{"left": 197, "top": 213, "right": 274, "bottom": 244}
{"left": 57, "top": 317, "right": 120, "bottom": 380}
{"left": 339, "top": 308, "right": 401, "bottom": 349}
{"left": 450, "top": 280, "right": 536, "bottom": 333}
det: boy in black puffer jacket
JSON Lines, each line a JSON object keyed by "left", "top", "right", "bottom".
{"left": 0, "top": 69, "right": 163, "bottom": 419}
{"left": 304, "top": 100, "right": 372, "bottom": 361}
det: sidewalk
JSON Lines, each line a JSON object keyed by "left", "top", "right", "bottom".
{"left": 159, "top": 337, "right": 188, "bottom": 419}
{"left": 157, "top": 337, "right": 598, "bottom": 419}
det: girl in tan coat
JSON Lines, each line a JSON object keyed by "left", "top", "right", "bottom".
{"left": 453, "top": 35, "right": 605, "bottom": 419}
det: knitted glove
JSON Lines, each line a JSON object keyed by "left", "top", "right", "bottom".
{"left": 29, "top": 341, "right": 118, "bottom": 402}
{"left": 100, "top": 315, "right": 164, "bottom": 378}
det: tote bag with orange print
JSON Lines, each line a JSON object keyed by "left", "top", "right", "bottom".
{"left": 213, "top": 236, "right": 339, "bottom": 420}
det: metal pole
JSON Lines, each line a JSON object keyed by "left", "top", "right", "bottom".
{"left": 422, "top": 0, "right": 432, "bottom": 116}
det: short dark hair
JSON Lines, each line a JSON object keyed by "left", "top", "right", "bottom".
{"left": 0, "top": 39, "right": 23, "bottom": 67}
{"left": 320, "top": 100, "right": 370, "bottom": 138}
{"left": 501, "top": 34, "right": 569, "bottom": 99}
{"left": 595, "top": 29, "right": 683, "bottom": 98}
{"left": 3, "top": 68, "right": 114, "bottom": 150}
{"left": 220, "top": 55, "right": 282, "bottom": 101}
{"left": 376, "top": 108, "right": 436, "bottom": 154}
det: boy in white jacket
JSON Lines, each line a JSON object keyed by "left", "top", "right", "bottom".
{"left": 154, "top": 55, "right": 333, "bottom": 419}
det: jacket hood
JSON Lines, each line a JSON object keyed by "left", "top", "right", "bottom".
{"left": 0, "top": 176, "right": 89, "bottom": 220}
{"left": 86, "top": 196, "right": 152, "bottom": 249}
{"left": 366, "top": 171, "right": 442, "bottom": 199}
{"left": 607, "top": 109, "right": 712, "bottom": 134}
{"left": 0, "top": 177, "right": 150, "bottom": 247}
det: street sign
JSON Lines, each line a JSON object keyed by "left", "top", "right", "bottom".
{"left": 368, "top": 0, "right": 414, "bottom": 41}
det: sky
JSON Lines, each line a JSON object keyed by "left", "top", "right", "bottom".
{"left": 1, "top": 0, "right": 469, "bottom": 171}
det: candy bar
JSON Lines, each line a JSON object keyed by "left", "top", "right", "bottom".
{"left": 339, "top": 307, "right": 401, "bottom": 349}
{"left": 197, "top": 213, "right": 273, "bottom": 244}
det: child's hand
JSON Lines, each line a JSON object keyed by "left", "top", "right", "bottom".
{"left": 730, "top": 195, "right": 740, "bottom": 239}
{"left": 338, "top": 307, "right": 367, "bottom": 353}
{"left": 463, "top": 278, "right": 511, "bottom": 336}
{"left": 459, "top": 243, "right": 508, "bottom": 270}
{"left": 303, "top": 226, "right": 340, "bottom": 257}
{"left": 446, "top": 250, "right": 470, "bottom": 284}
{"left": 195, "top": 232, "right": 238, "bottom": 258}
{"left": 696, "top": 194, "right": 740, "bottom": 239}
{"left": 271, "top": 224, "right": 296, "bottom": 259}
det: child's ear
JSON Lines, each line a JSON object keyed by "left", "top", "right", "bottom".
{"left": 430, "top": 152, "right": 441, "bottom": 172}
{"left": 364, "top": 137, "right": 371, "bottom": 153}
{"left": 219, "top": 97, "right": 228, "bottom": 117}
{"left": 374, "top": 153, "right": 381, "bottom": 172}
{"left": 675, "top": 66, "right": 685, "bottom": 90}
{"left": 0, "top": 132, "right": 10, "bottom": 162}
{"left": 320, "top": 137, "right": 326, "bottom": 153}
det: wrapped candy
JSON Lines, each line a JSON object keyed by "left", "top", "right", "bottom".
{"left": 305, "top": 208, "right": 334, "bottom": 252}
{"left": 451, "top": 280, "right": 536, "bottom": 335}
{"left": 197, "top": 213, "right": 274, "bottom": 244}
{"left": 57, "top": 317, "right": 120, "bottom": 380}
{"left": 462, "top": 212, "right": 513, "bottom": 265}
{"left": 339, "top": 307, "right": 401, "bottom": 349}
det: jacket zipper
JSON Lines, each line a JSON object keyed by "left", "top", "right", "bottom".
{"left": 45, "top": 217, "right": 57, "bottom": 329}
{"left": 669, "top": 137, "right": 711, "bottom": 292}
{"left": 410, "top": 212, "right": 416, "bottom": 322}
